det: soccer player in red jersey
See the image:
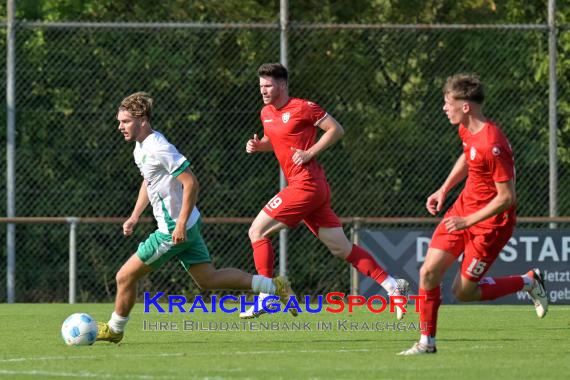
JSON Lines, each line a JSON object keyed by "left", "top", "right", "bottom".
{"left": 241, "top": 62, "right": 410, "bottom": 319}
{"left": 399, "top": 73, "right": 549, "bottom": 355}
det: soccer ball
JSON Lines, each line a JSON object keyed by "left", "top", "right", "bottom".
{"left": 61, "top": 313, "right": 98, "bottom": 346}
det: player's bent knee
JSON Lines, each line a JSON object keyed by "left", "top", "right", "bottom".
{"left": 248, "top": 226, "right": 263, "bottom": 243}
{"left": 115, "top": 270, "right": 135, "bottom": 287}
{"left": 192, "top": 274, "right": 216, "bottom": 290}
{"left": 329, "top": 245, "right": 350, "bottom": 259}
{"left": 323, "top": 237, "right": 352, "bottom": 259}
{"left": 247, "top": 226, "right": 255, "bottom": 241}
{"left": 454, "top": 289, "right": 475, "bottom": 302}
{"left": 419, "top": 265, "right": 437, "bottom": 284}
{"left": 452, "top": 284, "right": 478, "bottom": 302}
{"left": 192, "top": 277, "right": 207, "bottom": 289}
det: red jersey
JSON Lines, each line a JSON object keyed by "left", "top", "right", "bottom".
{"left": 260, "top": 98, "right": 328, "bottom": 182}
{"left": 453, "top": 121, "right": 516, "bottom": 229}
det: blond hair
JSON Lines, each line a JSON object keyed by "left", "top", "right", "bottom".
{"left": 119, "top": 92, "right": 153, "bottom": 121}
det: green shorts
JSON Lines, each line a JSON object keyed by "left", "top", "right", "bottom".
{"left": 136, "top": 218, "right": 211, "bottom": 271}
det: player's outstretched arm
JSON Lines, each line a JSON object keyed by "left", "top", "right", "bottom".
{"left": 246, "top": 134, "right": 273, "bottom": 153}
{"left": 123, "top": 180, "right": 150, "bottom": 236}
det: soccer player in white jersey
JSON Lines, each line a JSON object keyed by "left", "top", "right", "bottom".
{"left": 97, "top": 92, "right": 295, "bottom": 343}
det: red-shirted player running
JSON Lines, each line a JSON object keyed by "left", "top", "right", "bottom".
{"left": 399, "top": 73, "right": 549, "bottom": 356}
{"left": 242, "top": 62, "right": 410, "bottom": 319}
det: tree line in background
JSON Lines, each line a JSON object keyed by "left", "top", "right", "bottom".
{"left": 0, "top": 0, "right": 569, "bottom": 301}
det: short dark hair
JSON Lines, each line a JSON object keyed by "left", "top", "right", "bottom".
{"left": 443, "top": 73, "right": 485, "bottom": 104}
{"left": 258, "top": 63, "right": 288, "bottom": 82}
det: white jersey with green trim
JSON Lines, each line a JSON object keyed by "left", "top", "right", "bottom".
{"left": 134, "top": 131, "right": 200, "bottom": 234}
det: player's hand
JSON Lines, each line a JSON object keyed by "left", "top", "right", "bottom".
{"left": 290, "top": 147, "right": 313, "bottom": 165}
{"left": 171, "top": 224, "right": 187, "bottom": 245}
{"left": 123, "top": 216, "right": 138, "bottom": 236}
{"left": 246, "top": 134, "right": 261, "bottom": 154}
{"left": 443, "top": 216, "right": 469, "bottom": 232}
{"left": 426, "top": 189, "right": 446, "bottom": 215}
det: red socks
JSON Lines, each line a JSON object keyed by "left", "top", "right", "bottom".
{"left": 419, "top": 286, "right": 441, "bottom": 338}
{"left": 253, "top": 240, "right": 391, "bottom": 287}
{"left": 417, "top": 276, "right": 524, "bottom": 339}
{"left": 345, "top": 244, "right": 388, "bottom": 284}
{"left": 479, "top": 276, "right": 524, "bottom": 301}
{"left": 252, "top": 238, "right": 274, "bottom": 277}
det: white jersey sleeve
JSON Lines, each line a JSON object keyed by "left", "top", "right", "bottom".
{"left": 134, "top": 131, "right": 200, "bottom": 233}
{"left": 154, "top": 137, "right": 189, "bottom": 176}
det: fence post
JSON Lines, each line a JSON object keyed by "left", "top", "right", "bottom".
{"left": 548, "top": 0, "right": 558, "bottom": 229}
{"left": 6, "top": 0, "right": 17, "bottom": 304}
{"left": 278, "top": 0, "right": 289, "bottom": 277}
{"left": 350, "top": 218, "right": 361, "bottom": 296}
{"left": 67, "top": 217, "right": 79, "bottom": 304}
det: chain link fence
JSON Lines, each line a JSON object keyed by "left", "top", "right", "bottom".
{"left": 1, "top": 23, "right": 569, "bottom": 302}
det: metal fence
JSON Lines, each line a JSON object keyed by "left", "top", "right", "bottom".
{"left": 1, "top": 21, "right": 569, "bottom": 302}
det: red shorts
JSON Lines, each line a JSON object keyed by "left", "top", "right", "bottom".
{"left": 262, "top": 179, "right": 342, "bottom": 236}
{"left": 429, "top": 219, "right": 514, "bottom": 282}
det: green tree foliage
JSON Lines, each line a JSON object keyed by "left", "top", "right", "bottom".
{"left": 1, "top": 1, "right": 569, "bottom": 301}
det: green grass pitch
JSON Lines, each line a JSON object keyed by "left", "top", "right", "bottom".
{"left": 0, "top": 303, "right": 568, "bottom": 379}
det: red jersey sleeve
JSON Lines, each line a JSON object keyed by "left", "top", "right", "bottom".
{"left": 485, "top": 142, "right": 515, "bottom": 183}
{"left": 306, "top": 101, "right": 327, "bottom": 126}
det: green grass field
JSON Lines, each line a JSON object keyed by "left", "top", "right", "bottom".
{"left": 0, "top": 303, "right": 568, "bottom": 379}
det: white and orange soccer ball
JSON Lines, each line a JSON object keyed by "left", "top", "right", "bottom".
{"left": 61, "top": 313, "right": 98, "bottom": 346}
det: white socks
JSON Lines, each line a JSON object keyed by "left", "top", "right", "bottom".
{"left": 522, "top": 274, "right": 534, "bottom": 291}
{"left": 420, "top": 334, "right": 436, "bottom": 346}
{"left": 251, "top": 275, "right": 276, "bottom": 295}
{"left": 108, "top": 311, "right": 130, "bottom": 333}
{"left": 381, "top": 276, "right": 399, "bottom": 294}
